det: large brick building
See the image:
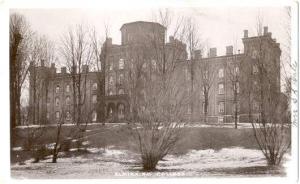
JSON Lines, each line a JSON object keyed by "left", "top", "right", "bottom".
{"left": 28, "top": 21, "right": 281, "bottom": 124}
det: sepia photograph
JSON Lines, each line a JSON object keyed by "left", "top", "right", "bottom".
{"left": 4, "top": 0, "right": 298, "bottom": 182}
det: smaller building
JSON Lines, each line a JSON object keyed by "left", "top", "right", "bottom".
{"left": 29, "top": 62, "right": 103, "bottom": 124}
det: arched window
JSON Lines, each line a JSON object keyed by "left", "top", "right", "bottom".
{"left": 234, "top": 67, "right": 239, "bottom": 76}
{"left": 118, "top": 89, "right": 125, "bottom": 95}
{"left": 55, "top": 111, "right": 60, "bottom": 119}
{"left": 92, "top": 83, "right": 97, "bottom": 90}
{"left": 109, "top": 76, "right": 114, "bottom": 86}
{"left": 218, "top": 83, "right": 224, "bottom": 94}
{"left": 218, "top": 68, "right": 224, "bottom": 78}
{"left": 119, "top": 58, "right": 124, "bottom": 69}
{"left": 66, "top": 111, "right": 71, "bottom": 120}
{"left": 65, "top": 96, "right": 70, "bottom": 105}
{"left": 56, "top": 85, "right": 60, "bottom": 93}
{"left": 118, "top": 104, "right": 125, "bottom": 119}
{"left": 151, "top": 59, "right": 157, "bottom": 70}
{"left": 65, "top": 85, "right": 69, "bottom": 93}
{"left": 55, "top": 97, "right": 60, "bottom": 106}
{"left": 108, "top": 90, "right": 113, "bottom": 96}
{"left": 109, "top": 63, "right": 113, "bottom": 71}
{"left": 92, "top": 95, "right": 97, "bottom": 103}
{"left": 118, "top": 73, "right": 124, "bottom": 84}
{"left": 218, "top": 102, "right": 225, "bottom": 113}
{"left": 92, "top": 110, "right": 97, "bottom": 122}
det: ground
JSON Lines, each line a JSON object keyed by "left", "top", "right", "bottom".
{"left": 11, "top": 123, "right": 290, "bottom": 178}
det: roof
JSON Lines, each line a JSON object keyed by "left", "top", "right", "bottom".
{"left": 120, "top": 21, "right": 166, "bottom": 30}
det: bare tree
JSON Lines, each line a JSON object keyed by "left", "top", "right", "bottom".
{"left": 183, "top": 17, "right": 202, "bottom": 120}
{"left": 198, "top": 58, "right": 216, "bottom": 123}
{"left": 60, "top": 24, "right": 93, "bottom": 126}
{"left": 10, "top": 13, "right": 33, "bottom": 152}
{"left": 91, "top": 25, "right": 109, "bottom": 123}
{"left": 226, "top": 54, "right": 241, "bottom": 129}
{"left": 126, "top": 44, "right": 188, "bottom": 171}
{"left": 243, "top": 15, "right": 291, "bottom": 166}
{"left": 124, "top": 11, "right": 190, "bottom": 171}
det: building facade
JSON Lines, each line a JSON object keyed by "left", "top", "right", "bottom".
{"left": 29, "top": 62, "right": 103, "bottom": 124}
{"left": 28, "top": 21, "right": 281, "bottom": 124}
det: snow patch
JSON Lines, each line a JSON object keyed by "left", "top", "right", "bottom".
{"left": 12, "top": 147, "right": 23, "bottom": 151}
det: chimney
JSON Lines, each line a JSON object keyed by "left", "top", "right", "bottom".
{"left": 169, "top": 36, "right": 174, "bottom": 43}
{"left": 40, "top": 59, "right": 45, "bottom": 67}
{"left": 82, "top": 65, "right": 89, "bottom": 73}
{"left": 61, "top": 67, "right": 66, "bottom": 74}
{"left": 193, "top": 50, "right": 202, "bottom": 59}
{"left": 263, "top": 26, "right": 268, "bottom": 35}
{"left": 106, "top": 37, "right": 112, "bottom": 46}
{"left": 244, "top": 30, "right": 248, "bottom": 38}
{"left": 226, "top": 46, "right": 233, "bottom": 55}
{"left": 50, "top": 63, "right": 56, "bottom": 75}
{"left": 209, "top": 48, "right": 217, "bottom": 57}
{"left": 268, "top": 32, "right": 272, "bottom": 38}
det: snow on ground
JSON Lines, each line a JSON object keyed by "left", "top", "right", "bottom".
{"left": 158, "top": 147, "right": 266, "bottom": 172}
{"left": 11, "top": 147, "right": 287, "bottom": 178}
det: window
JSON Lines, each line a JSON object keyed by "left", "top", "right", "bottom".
{"left": 55, "top": 97, "right": 60, "bottom": 107}
{"left": 234, "top": 67, "right": 239, "bottom": 76}
{"left": 119, "top": 58, "right": 124, "bottom": 69}
{"left": 66, "top": 85, "right": 70, "bottom": 93}
{"left": 233, "top": 103, "right": 240, "bottom": 113}
{"left": 234, "top": 82, "right": 240, "bottom": 93}
{"left": 109, "top": 63, "right": 113, "bottom": 71}
{"left": 204, "top": 70, "right": 208, "bottom": 79}
{"left": 66, "top": 111, "right": 71, "bottom": 120}
{"left": 218, "top": 116, "right": 224, "bottom": 123}
{"left": 118, "top": 104, "right": 125, "bottom": 118}
{"left": 187, "top": 104, "right": 192, "bottom": 114}
{"left": 92, "top": 110, "right": 97, "bottom": 122}
{"left": 118, "top": 73, "right": 124, "bottom": 84}
{"left": 56, "top": 85, "right": 60, "bottom": 93}
{"left": 142, "top": 62, "right": 147, "bottom": 69}
{"left": 55, "top": 111, "right": 60, "bottom": 119}
{"left": 253, "top": 101, "right": 260, "bottom": 111}
{"left": 92, "top": 83, "right": 97, "bottom": 90}
{"left": 46, "top": 113, "right": 49, "bottom": 120}
{"left": 151, "top": 59, "right": 157, "bottom": 70}
{"left": 218, "top": 83, "right": 224, "bottom": 94}
{"left": 202, "top": 86, "right": 205, "bottom": 96}
{"left": 92, "top": 95, "right": 97, "bottom": 104}
{"left": 108, "top": 90, "right": 113, "bottom": 96}
{"left": 253, "top": 80, "right": 258, "bottom": 88}
{"left": 218, "top": 102, "right": 225, "bottom": 113}
{"left": 202, "top": 102, "right": 206, "bottom": 114}
{"left": 109, "top": 76, "right": 114, "bottom": 86}
{"left": 218, "top": 68, "right": 224, "bottom": 78}
{"left": 185, "top": 68, "right": 190, "bottom": 81}
{"left": 251, "top": 50, "right": 258, "bottom": 59}
{"left": 253, "top": 65, "right": 258, "bottom": 74}
{"left": 118, "top": 88, "right": 125, "bottom": 95}
{"left": 65, "top": 96, "right": 70, "bottom": 105}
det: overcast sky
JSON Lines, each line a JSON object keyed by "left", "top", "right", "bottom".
{"left": 11, "top": 7, "right": 290, "bottom": 104}
{"left": 12, "top": 7, "right": 289, "bottom": 56}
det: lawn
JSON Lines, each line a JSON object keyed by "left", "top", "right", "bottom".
{"left": 11, "top": 123, "right": 290, "bottom": 178}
